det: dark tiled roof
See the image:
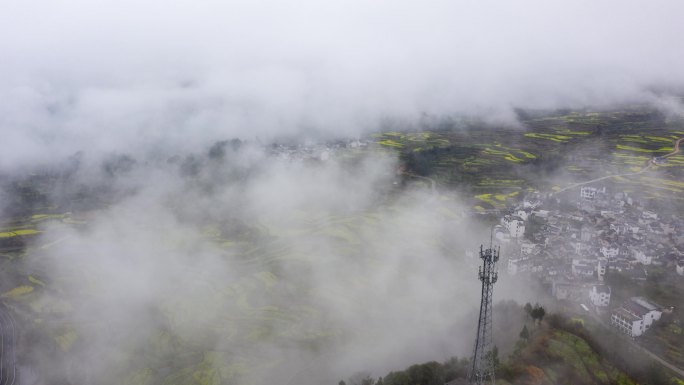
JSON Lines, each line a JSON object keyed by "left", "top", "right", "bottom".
{"left": 612, "top": 307, "right": 641, "bottom": 322}
{"left": 622, "top": 300, "right": 650, "bottom": 317}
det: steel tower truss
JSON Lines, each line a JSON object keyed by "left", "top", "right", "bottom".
{"left": 468, "top": 244, "right": 499, "bottom": 385}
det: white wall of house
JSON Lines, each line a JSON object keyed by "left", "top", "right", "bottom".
{"left": 632, "top": 320, "right": 644, "bottom": 336}
{"left": 589, "top": 285, "right": 610, "bottom": 307}
{"left": 533, "top": 209, "right": 549, "bottom": 218}
{"left": 600, "top": 246, "right": 619, "bottom": 259}
{"left": 515, "top": 210, "right": 529, "bottom": 221}
{"left": 597, "top": 260, "right": 606, "bottom": 281}
{"left": 611, "top": 313, "right": 643, "bottom": 337}
{"left": 520, "top": 242, "right": 535, "bottom": 255}
{"left": 502, "top": 216, "right": 526, "bottom": 238}
{"left": 494, "top": 228, "right": 510, "bottom": 243}
{"left": 580, "top": 186, "right": 605, "bottom": 200}
{"left": 633, "top": 250, "right": 652, "bottom": 265}
{"left": 580, "top": 187, "right": 597, "bottom": 200}
{"left": 642, "top": 211, "right": 658, "bottom": 220}
{"left": 507, "top": 259, "right": 518, "bottom": 275}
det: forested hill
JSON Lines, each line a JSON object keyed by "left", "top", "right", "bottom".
{"left": 344, "top": 311, "right": 684, "bottom": 385}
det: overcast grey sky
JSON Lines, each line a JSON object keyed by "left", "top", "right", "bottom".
{"left": 1, "top": 0, "right": 684, "bottom": 166}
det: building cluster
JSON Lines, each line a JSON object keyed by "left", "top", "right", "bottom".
{"left": 268, "top": 139, "right": 369, "bottom": 162}
{"left": 490, "top": 185, "right": 684, "bottom": 336}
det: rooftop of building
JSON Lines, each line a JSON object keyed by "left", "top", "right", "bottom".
{"left": 612, "top": 307, "right": 642, "bottom": 322}
{"left": 630, "top": 297, "right": 661, "bottom": 311}
{"left": 594, "top": 285, "right": 611, "bottom": 294}
{"left": 622, "top": 300, "right": 652, "bottom": 317}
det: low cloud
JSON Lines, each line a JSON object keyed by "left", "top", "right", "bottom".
{"left": 16, "top": 148, "right": 537, "bottom": 384}
{"left": 2, "top": 0, "right": 684, "bottom": 169}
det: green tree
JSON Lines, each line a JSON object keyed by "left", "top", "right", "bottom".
{"left": 530, "top": 304, "right": 546, "bottom": 325}
{"left": 407, "top": 361, "right": 444, "bottom": 385}
{"left": 488, "top": 346, "right": 500, "bottom": 369}
{"left": 536, "top": 306, "right": 546, "bottom": 324}
{"left": 442, "top": 356, "right": 469, "bottom": 382}
{"left": 383, "top": 370, "right": 410, "bottom": 385}
{"left": 349, "top": 372, "right": 375, "bottom": 385}
{"left": 524, "top": 302, "right": 533, "bottom": 319}
{"left": 519, "top": 325, "right": 529, "bottom": 340}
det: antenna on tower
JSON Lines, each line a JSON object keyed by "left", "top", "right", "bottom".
{"left": 489, "top": 226, "right": 494, "bottom": 249}
{"left": 466, "top": 241, "right": 500, "bottom": 385}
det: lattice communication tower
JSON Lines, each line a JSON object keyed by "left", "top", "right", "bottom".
{"left": 467, "top": 244, "right": 499, "bottom": 385}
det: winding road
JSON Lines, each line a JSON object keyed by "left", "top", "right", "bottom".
{"left": 553, "top": 136, "right": 684, "bottom": 195}
{"left": 0, "top": 304, "right": 17, "bottom": 385}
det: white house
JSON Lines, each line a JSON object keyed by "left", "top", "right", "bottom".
{"left": 611, "top": 307, "right": 644, "bottom": 337}
{"left": 625, "top": 223, "right": 640, "bottom": 234}
{"left": 551, "top": 280, "right": 611, "bottom": 307}
{"left": 642, "top": 211, "right": 658, "bottom": 221}
{"left": 571, "top": 241, "right": 585, "bottom": 255}
{"left": 507, "top": 258, "right": 519, "bottom": 275}
{"left": 552, "top": 281, "right": 586, "bottom": 303}
{"left": 507, "top": 258, "right": 522, "bottom": 275}
{"left": 611, "top": 297, "right": 662, "bottom": 337}
{"left": 630, "top": 297, "right": 663, "bottom": 326}
{"left": 597, "top": 259, "right": 606, "bottom": 281}
{"left": 660, "top": 222, "right": 676, "bottom": 235}
{"left": 580, "top": 226, "right": 594, "bottom": 242}
{"left": 523, "top": 198, "right": 542, "bottom": 210}
{"left": 520, "top": 241, "right": 537, "bottom": 255}
{"left": 600, "top": 210, "right": 617, "bottom": 219}
{"left": 532, "top": 209, "right": 550, "bottom": 218}
{"left": 571, "top": 259, "right": 596, "bottom": 278}
{"left": 633, "top": 250, "right": 652, "bottom": 265}
{"left": 493, "top": 225, "right": 510, "bottom": 243}
{"left": 507, "top": 255, "right": 534, "bottom": 276}
{"left": 501, "top": 215, "right": 526, "bottom": 238}
{"left": 589, "top": 285, "right": 611, "bottom": 307}
{"left": 677, "top": 261, "right": 684, "bottom": 276}
{"left": 600, "top": 246, "right": 620, "bottom": 259}
{"left": 515, "top": 209, "right": 530, "bottom": 221}
{"left": 610, "top": 222, "right": 626, "bottom": 235}
{"left": 580, "top": 186, "right": 606, "bottom": 201}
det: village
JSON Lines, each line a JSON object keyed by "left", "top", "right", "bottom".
{"left": 234, "top": 136, "right": 684, "bottom": 344}
{"left": 491, "top": 185, "right": 684, "bottom": 339}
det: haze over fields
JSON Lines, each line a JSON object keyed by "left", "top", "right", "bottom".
{"left": 1, "top": 1, "right": 684, "bottom": 385}
{"left": 2, "top": 0, "right": 684, "bottom": 168}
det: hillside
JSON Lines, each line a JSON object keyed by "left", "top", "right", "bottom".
{"left": 500, "top": 319, "right": 635, "bottom": 385}
{"left": 352, "top": 312, "right": 684, "bottom": 385}
{"left": 376, "top": 104, "right": 684, "bottom": 211}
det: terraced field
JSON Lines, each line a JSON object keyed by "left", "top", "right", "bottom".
{"left": 371, "top": 105, "right": 684, "bottom": 210}
{"left": 0, "top": 191, "right": 473, "bottom": 385}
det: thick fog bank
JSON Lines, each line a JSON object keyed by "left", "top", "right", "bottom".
{"left": 4, "top": 148, "right": 530, "bottom": 384}
{"left": 2, "top": 0, "right": 684, "bottom": 170}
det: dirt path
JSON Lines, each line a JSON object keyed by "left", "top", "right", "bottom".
{"left": 553, "top": 165, "right": 652, "bottom": 194}
{"left": 663, "top": 137, "right": 684, "bottom": 157}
